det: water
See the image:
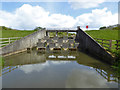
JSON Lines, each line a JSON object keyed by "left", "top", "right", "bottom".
{"left": 2, "top": 50, "right": 119, "bottom": 88}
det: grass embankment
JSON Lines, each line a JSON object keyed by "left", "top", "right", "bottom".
{"left": 0, "top": 26, "right": 36, "bottom": 38}
{"left": 85, "top": 29, "right": 118, "bottom": 40}
{"left": 86, "top": 29, "right": 120, "bottom": 77}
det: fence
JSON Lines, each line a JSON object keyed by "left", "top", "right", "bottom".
{"left": 0, "top": 37, "right": 21, "bottom": 48}
{"left": 95, "top": 68, "right": 118, "bottom": 82}
{"left": 2, "top": 66, "right": 19, "bottom": 76}
{"left": 94, "top": 38, "right": 120, "bottom": 51}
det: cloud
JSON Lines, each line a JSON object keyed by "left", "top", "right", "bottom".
{"left": 20, "top": 61, "right": 71, "bottom": 74}
{"left": 68, "top": 0, "right": 105, "bottom": 9}
{"left": 76, "top": 8, "right": 118, "bottom": 29}
{"left": 68, "top": 0, "right": 119, "bottom": 9}
{"left": 0, "top": 4, "right": 76, "bottom": 30}
{"left": 65, "top": 69, "right": 118, "bottom": 88}
{"left": 20, "top": 61, "right": 49, "bottom": 74}
{"left": 1, "top": 0, "right": 119, "bottom": 2}
{"left": 0, "top": 4, "right": 118, "bottom": 30}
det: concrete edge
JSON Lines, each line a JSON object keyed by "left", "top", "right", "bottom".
{"left": 0, "top": 29, "right": 46, "bottom": 57}
{"left": 2, "top": 49, "right": 27, "bottom": 57}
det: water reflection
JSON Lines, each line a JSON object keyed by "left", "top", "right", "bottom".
{"left": 2, "top": 50, "right": 118, "bottom": 88}
{"left": 65, "top": 69, "right": 118, "bottom": 88}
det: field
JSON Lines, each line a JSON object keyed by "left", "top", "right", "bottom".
{"left": 85, "top": 29, "right": 119, "bottom": 40}
{"left": 0, "top": 26, "right": 36, "bottom": 38}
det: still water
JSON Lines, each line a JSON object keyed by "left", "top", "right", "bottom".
{"left": 2, "top": 50, "right": 119, "bottom": 88}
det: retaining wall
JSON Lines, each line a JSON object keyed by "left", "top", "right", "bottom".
{"left": 75, "top": 28, "right": 114, "bottom": 64}
{"left": 0, "top": 29, "right": 46, "bottom": 56}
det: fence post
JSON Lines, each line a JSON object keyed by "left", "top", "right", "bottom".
{"left": 109, "top": 40, "right": 112, "bottom": 50}
{"left": 8, "top": 38, "right": 10, "bottom": 44}
{"left": 101, "top": 39, "right": 103, "bottom": 46}
{"left": 116, "top": 40, "right": 118, "bottom": 50}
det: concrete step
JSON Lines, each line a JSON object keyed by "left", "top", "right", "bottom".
{"left": 37, "top": 36, "right": 79, "bottom": 51}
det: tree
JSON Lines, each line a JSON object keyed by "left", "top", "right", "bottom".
{"left": 99, "top": 26, "right": 106, "bottom": 30}
{"left": 34, "top": 27, "right": 45, "bottom": 31}
{"left": 2, "top": 26, "right": 8, "bottom": 30}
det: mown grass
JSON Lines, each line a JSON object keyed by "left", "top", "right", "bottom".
{"left": 1, "top": 30, "right": 35, "bottom": 38}
{"left": 0, "top": 56, "right": 4, "bottom": 68}
{"left": 86, "top": 29, "right": 120, "bottom": 77}
{"left": 0, "top": 26, "right": 36, "bottom": 38}
{"left": 85, "top": 29, "right": 119, "bottom": 40}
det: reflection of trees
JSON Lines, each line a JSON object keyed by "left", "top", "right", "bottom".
{"left": 2, "top": 50, "right": 118, "bottom": 83}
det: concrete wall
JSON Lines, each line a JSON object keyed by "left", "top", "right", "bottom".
{"left": 75, "top": 27, "right": 114, "bottom": 64}
{"left": 1, "top": 29, "right": 46, "bottom": 56}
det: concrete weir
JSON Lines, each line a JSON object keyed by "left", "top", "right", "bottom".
{"left": 0, "top": 27, "right": 114, "bottom": 64}
{"left": 0, "top": 29, "right": 46, "bottom": 56}
{"left": 75, "top": 26, "right": 114, "bottom": 64}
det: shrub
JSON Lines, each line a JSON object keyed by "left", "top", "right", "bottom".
{"left": 34, "top": 27, "right": 44, "bottom": 31}
{"left": 99, "top": 26, "right": 106, "bottom": 30}
{"left": 112, "top": 27, "right": 119, "bottom": 30}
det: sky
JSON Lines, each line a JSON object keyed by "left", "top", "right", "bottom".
{"left": 0, "top": 0, "right": 119, "bottom": 30}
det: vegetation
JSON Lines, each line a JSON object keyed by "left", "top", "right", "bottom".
{"left": 0, "top": 26, "right": 36, "bottom": 38}
{"left": 0, "top": 56, "right": 4, "bottom": 68}
{"left": 111, "top": 50, "right": 120, "bottom": 77}
{"left": 34, "top": 27, "right": 45, "bottom": 31}
{"left": 112, "top": 27, "right": 119, "bottom": 30}
{"left": 85, "top": 29, "right": 118, "bottom": 40}
{"left": 99, "top": 26, "right": 106, "bottom": 30}
{"left": 86, "top": 29, "right": 119, "bottom": 76}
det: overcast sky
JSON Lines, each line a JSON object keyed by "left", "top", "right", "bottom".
{"left": 0, "top": 0, "right": 119, "bottom": 30}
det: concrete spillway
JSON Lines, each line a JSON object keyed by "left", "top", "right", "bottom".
{"left": 36, "top": 36, "right": 79, "bottom": 51}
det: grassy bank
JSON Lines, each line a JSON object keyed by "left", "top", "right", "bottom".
{"left": 0, "top": 26, "right": 36, "bottom": 38}
{"left": 85, "top": 29, "right": 118, "bottom": 40}
{"left": 0, "top": 57, "right": 4, "bottom": 68}
{"left": 86, "top": 29, "right": 120, "bottom": 76}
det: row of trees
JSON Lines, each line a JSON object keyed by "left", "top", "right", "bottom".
{"left": 99, "top": 26, "right": 119, "bottom": 30}
{"left": 1, "top": 26, "right": 45, "bottom": 31}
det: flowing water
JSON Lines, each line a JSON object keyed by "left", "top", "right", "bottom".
{"left": 2, "top": 50, "right": 119, "bottom": 88}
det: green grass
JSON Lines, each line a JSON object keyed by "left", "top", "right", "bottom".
{"left": 0, "top": 26, "right": 36, "bottom": 38}
{"left": 86, "top": 29, "right": 120, "bottom": 76}
{"left": 85, "top": 29, "right": 119, "bottom": 40}
{"left": 0, "top": 56, "right": 4, "bottom": 68}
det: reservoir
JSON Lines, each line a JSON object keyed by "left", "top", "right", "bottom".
{"left": 2, "top": 50, "right": 118, "bottom": 88}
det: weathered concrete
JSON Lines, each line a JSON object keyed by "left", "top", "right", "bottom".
{"left": 37, "top": 43, "right": 46, "bottom": 48}
{"left": 75, "top": 26, "right": 114, "bottom": 64}
{"left": 1, "top": 29, "right": 46, "bottom": 56}
{"left": 74, "top": 43, "right": 79, "bottom": 48}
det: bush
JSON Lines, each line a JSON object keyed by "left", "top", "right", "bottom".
{"left": 34, "top": 27, "right": 45, "bottom": 31}
{"left": 99, "top": 26, "right": 106, "bottom": 30}
{"left": 2, "top": 26, "right": 8, "bottom": 30}
{"left": 111, "top": 50, "right": 120, "bottom": 76}
{"left": 112, "top": 27, "right": 119, "bottom": 30}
